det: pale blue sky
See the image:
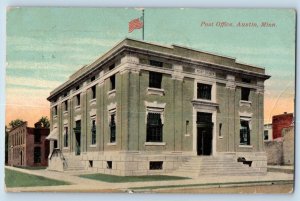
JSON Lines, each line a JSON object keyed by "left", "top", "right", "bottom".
{"left": 6, "top": 8, "right": 295, "bottom": 124}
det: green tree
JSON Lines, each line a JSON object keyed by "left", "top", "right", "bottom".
{"left": 38, "top": 116, "right": 50, "bottom": 128}
{"left": 9, "top": 119, "right": 25, "bottom": 128}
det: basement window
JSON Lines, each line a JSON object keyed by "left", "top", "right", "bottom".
{"left": 149, "top": 161, "right": 163, "bottom": 170}
{"left": 107, "top": 161, "right": 112, "bottom": 169}
{"left": 89, "top": 160, "right": 93, "bottom": 167}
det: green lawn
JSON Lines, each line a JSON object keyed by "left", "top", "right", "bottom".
{"left": 5, "top": 168, "right": 70, "bottom": 188}
{"left": 79, "top": 173, "right": 190, "bottom": 183}
{"left": 14, "top": 166, "right": 47, "bottom": 170}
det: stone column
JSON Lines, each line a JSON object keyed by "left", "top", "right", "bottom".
{"left": 120, "top": 54, "right": 139, "bottom": 151}
{"left": 172, "top": 64, "right": 184, "bottom": 151}
{"left": 256, "top": 81, "right": 265, "bottom": 151}
{"left": 81, "top": 82, "right": 88, "bottom": 153}
{"left": 225, "top": 75, "right": 236, "bottom": 152}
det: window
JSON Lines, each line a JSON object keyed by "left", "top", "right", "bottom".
{"left": 64, "top": 101, "right": 68, "bottom": 111}
{"left": 107, "top": 161, "right": 112, "bottom": 169}
{"left": 91, "top": 119, "right": 96, "bottom": 145}
{"left": 34, "top": 130, "right": 41, "bottom": 143}
{"left": 197, "top": 112, "right": 212, "bottom": 124}
{"left": 110, "top": 75, "right": 116, "bottom": 90}
{"left": 241, "top": 87, "right": 250, "bottom": 101}
{"left": 185, "top": 120, "right": 189, "bottom": 134}
{"left": 149, "top": 161, "right": 163, "bottom": 170}
{"left": 76, "top": 94, "right": 81, "bottom": 106}
{"left": 89, "top": 160, "right": 93, "bottom": 167}
{"left": 149, "top": 72, "right": 162, "bottom": 89}
{"left": 91, "top": 76, "right": 95, "bottom": 82}
{"left": 242, "top": 78, "right": 251, "bottom": 83}
{"left": 240, "top": 120, "right": 250, "bottom": 145}
{"left": 91, "top": 85, "right": 96, "bottom": 99}
{"left": 264, "top": 130, "right": 269, "bottom": 140}
{"left": 76, "top": 85, "right": 80, "bottom": 90}
{"left": 219, "top": 123, "right": 222, "bottom": 137}
{"left": 34, "top": 147, "right": 41, "bottom": 163}
{"left": 110, "top": 114, "right": 116, "bottom": 143}
{"left": 74, "top": 120, "right": 81, "bottom": 134}
{"left": 64, "top": 127, "right": 68, "bottom": 147}
{"left": 146, "top": 113, "right": 163, "bottom": 142}
{"left": 197, "top": 83, "right": 212, "bottom": 100}
{"left": 150, "top": 60, "right": 163, "bottom": 67}
{"left": 54, "top": 106, "right": 58, "bottom": 115}
{"left": 109, "top": 63, "right": 115, "bottom": 70}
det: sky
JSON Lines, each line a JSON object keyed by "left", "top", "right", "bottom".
{"left": 5, "top": 8, "right": 295, "bottom": 126}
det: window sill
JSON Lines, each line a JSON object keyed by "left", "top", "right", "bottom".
{"left": 63, "top": 111, "right": 68, "bottom": 115}
{"left": 89, "top": 144, "right": 97, "bottom": 148}
{"left": 107, "top": 89, "right": 116, "bottom": 98}
{"left": 147, "top": 87, "right": 164, "bottom": 96}
{"left": 90, "top": 99, "right": 96, "bottom": 105}
{"left": 240, "top": 100, "right": 252, "bottom": 107}
{"left": 53, "top": 115, "right": 58, "bottom": 119}
{"left": 75, "top": 105, "right": 81, "bottom": 111}
{"left": 239, "top": 145, "right": 253, "bottom": 148}
{"left": 63, "top": 147, "right": 69, "bottom": 150}
{"left": 219, "top": 136, "right": 224, "bottom": 139}
{"left": 184, "top": 133, "right": 191, "bottom": 137}
{"left": 107, "top": 142, "right": 116, "bottom": 146}
{"left": 144, "top": 142, "right": 166, "bottom": 146}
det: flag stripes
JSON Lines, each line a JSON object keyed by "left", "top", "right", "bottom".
{"left": 128, "top": 17, "right": 144, "bottom": 33}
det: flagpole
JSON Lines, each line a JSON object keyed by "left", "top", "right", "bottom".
{"left": 142, "top": 9, "right": 144, "bottom": 41}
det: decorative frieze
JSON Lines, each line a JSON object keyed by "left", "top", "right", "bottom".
{"left": 226, "top": 74, "right": 236, "bottom": 89}
{"left": 195, "top": 67, "right": 216, "bottom": 77}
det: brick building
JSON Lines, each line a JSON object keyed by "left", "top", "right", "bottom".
{"left": 272, "top": 112, "right": 293, "bottom": 139}
{"left": 47, "top": 38, "right": 270, "bottom": 176}
{"left": 7, "top": 121, "right": 50, "bottom": 167}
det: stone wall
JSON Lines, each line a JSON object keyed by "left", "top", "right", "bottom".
{"left": 264, "top": 140, "right": 283, "bottom": 165}
{"left": 282, "top": 126, "right": 294, "bottom": 165}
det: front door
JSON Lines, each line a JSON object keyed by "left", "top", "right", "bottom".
{"left": 197, "top": 112, "right": 213, "bottom": 156}
{"left": 75, "top": 132, "right": 81, "bottom": 155}
{"left": 197, "top": 126, "right": 213, "bottom": 155}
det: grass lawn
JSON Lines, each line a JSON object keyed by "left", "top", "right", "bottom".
{"left": 14, "top": 166, "right": 47, "bottom": 170}
{"left": 5, "top": 168, "right": 70, "bottom": 188}
{"left": 79, "top": 173, "right": 190, "bottom": 183}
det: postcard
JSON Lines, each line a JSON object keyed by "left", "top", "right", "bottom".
{"left": 5, "top": 8, "right": 295, "bottom": 193}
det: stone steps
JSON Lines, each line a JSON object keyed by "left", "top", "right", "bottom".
{"left": 169, "top": 155, "right": 261, "bottom": 177}
{"left": 64, "top": 156, "right": 85, "bottom": 171}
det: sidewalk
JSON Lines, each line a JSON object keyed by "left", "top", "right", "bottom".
{"left": 5, "top": 166, "right": 294, "bottom": 192}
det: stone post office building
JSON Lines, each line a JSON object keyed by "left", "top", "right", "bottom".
{"left": 47, "top": 38, "right": 270, "bottom": 176}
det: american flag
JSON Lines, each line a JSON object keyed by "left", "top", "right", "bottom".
{"left": 128, "top": 17, "right": 143, "bottom": 33}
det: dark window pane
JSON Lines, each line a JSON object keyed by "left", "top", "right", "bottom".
{"left": 149, "top": 72, "right": 162, "bottom": 89}
{"left": 110, "top": 75, "right": 116, "bottom": 90}
{"left": 76, "top": 94, "right": 81, "bottom": 105}
{"left": 149, "top": 60, "right": 163, "bottom": 67}
{"left": 64, "top": 101, "right": 68, "bottom": 111}
{"left": 92, "top": 85, "right": 96, "bottom": 99}
{"left": 197, "top": 112, "right": 212, "bottom": 124}
{"left": 197, "top": 83, "right": 212, "bottom": 100}
{"left": 91, "top": 120, "right": 96, "bottom": 145}
{"left": 110, "top": 114, "right": 116, "bottom": 143}
{"left": 240, "top": 120, "right": 250, "bottom": 145}
{"left": 34, "top": 147, "right": 41, "bottom": 163}
{"left": 64, "top": 127, "right": 68, "bottom": 147}
{"left": 146, "top": 113, "right": 163, "bottom": 142}
{"left": 241, "top": 88, "right": 250, "bottom": 101}
{"left": 149, "top": 161, "right": 163, "bottom": 170}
